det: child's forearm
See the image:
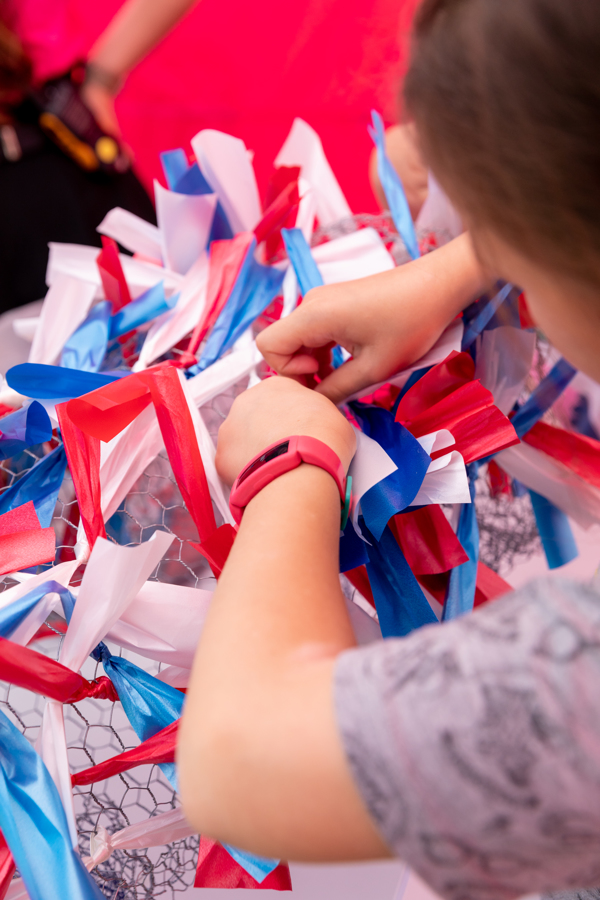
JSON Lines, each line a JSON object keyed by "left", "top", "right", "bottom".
{"left": 178, "top": 464, "right": 386, "bottom": 859}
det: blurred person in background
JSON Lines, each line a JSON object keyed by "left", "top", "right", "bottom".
{"left": 0, "top": 0, "right": 199, "bottom": 317}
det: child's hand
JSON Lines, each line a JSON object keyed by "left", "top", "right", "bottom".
{"left": 257, "top": 234, "right": 488, "bottom": 405}
{"left": 216, "top": 376, "right": 356, "bottom": 486}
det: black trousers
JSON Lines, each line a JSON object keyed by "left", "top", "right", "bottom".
{"left": 0, "top": 143, "right": 156, "bottom": 314}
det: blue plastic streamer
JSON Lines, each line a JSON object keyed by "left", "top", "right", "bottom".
{"left": 280, "top": 228, "right": 346, "bottom": 368}
{"left": 109, "top": 282, "right": 175, "bottom": 340}
{"left": 6, "top": 363, "right": 121, "bottom": 400}
{"left": 362, "top": 521, "right": 437, "bottom": 637}
{"left": 160, "top": 149, "right": 190, "bottom": 190}
{"left": 93, "top": 644, "right": 279, "bottom": 881}
{"left": 61, "top": 301, "right": 112, "bottom": 373}
{"left": 0, "top": 581, "right": 75, "bottom": 638}
{"left": 0, "top": 444, "right": 67, "bottom": 527}
{"left": 0, "top": 709, "right": 105, "bottom": 900}
{"left": 198, "top": 242, "right": 285, "bottom": 371}
{"left": 461, "top": 282, "right": 513, "bottom": 350}
{"left": 368, "top": 111, "right": 419, "bottom": 260}
{"left": 281, "top": 228, "right": 324, "bottom": 295}
{"left": 93, "top": 643, "right": 183, "bottom": 788}
{"left": 168, "top": 155, "right": 234, "bottom": 243}
{"left": 443, "top": 463, "right": 479, "bottom": 620}
{"left": 339, "top": 518, "right": 369, "bottom": 572}
{"left": 529, "top": 490, "right": 578, "bottom": 569}
{"left": 352, "top": 405, "right": 431, "bottom": 540}
{"left": 0, "top": 401, "right": 52, "bottom": 459}
{"left": 510, "top": 357, "right": 577, "bottom": 439}
{"left": 220, "top": 844, "right": 280, "bottom": 884}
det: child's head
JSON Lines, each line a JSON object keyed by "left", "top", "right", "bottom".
{"left": 404, "top": 0, "right": 600, "bottom": 380}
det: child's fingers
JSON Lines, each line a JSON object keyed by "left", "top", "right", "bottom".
{"left": 314, "top": 357, "right": 375, "bottom": 406}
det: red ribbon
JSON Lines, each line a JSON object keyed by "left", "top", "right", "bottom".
{"left": 0, "top": 637, "right": 118, "bottom": 704}
{"left": 71, "top": 719, "right": 178, "bottom": 786}
{"left": 396, "top": 351, "right": 519, "bottom": 462}
{"left": 177, "top": 233, "right": 255, "bottom": 368}
{"left": 391, "top": 506, "right": 469, "bottom": 574}
{"left": 523, "top": 420, "right": 600, "bottom": 489}
{"left": 56, "top": 403, "right": 106, "bottom": 549}
{"left": 344, "top": 565, "right": 375, "bottom": 608}
{"left": 194, "top": 837, "right": 292, "bottom": 891}
{"left": 0, "top": 501, "right": 55, "bottom": 575}
{"left": 0, "top": 830, "right": 15, "bottom": 900}
{"left": 474, "top": 562, "right": 512, "bottom": 607}
{"left": 96, "top": 236, "right": 132, "bottom": 311}
{"left": 61, "top": 365, "right": 235, "bottom": 575}
{"left": 260, "top": 166, "right": 300, "bottom": 263}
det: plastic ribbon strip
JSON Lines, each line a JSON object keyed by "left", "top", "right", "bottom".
{"left": 511, "top": 357, "right": 577, "bottom": 438}
{"left": 461, "top": 282, "right": 514, "bottom": 349}
{"left": 368, "top": 110, "right": 419, "bottom": 260}
{"left": 0, "top": 709, "right": 105, "bottom": 900}
{"left": 0, "top": 637, "right": 118, "bottom": 704}
{"left": 96, "top": 236, "right": 132, "bottom": 310}
{"left": 61, "top": 301, "right": 111, "bottom": 373}
{"left": 0, "top": 501, "right": 55, "bottom": 575}
{"left": 6, "top": 363, "right": 120, "bottom": 400}
{"left": 442, "top": 462, "right": 480, "bottom": 620}
{"left": 194, "top": 838, "right": 292, "bottom": 892}
{"left": 0, "top": 444, "right": 67, "bottom": 527}
{"left": 528, "top": 489, "right": 578, "bottom": 569}
{"left": 0, "top": 402, "right": 52, "bottom": 459}
{"left": 83, "top": 808, "right": 194, "bottom": 871}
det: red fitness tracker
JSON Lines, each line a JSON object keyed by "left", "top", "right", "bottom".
{"left": 229, "top": 435, "right": 352, "bottom": 527}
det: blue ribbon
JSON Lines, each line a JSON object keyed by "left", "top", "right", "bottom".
{"left": 160, "top": 149, "right": 190, "bottom": 190}
{"left": 0, "top": 581, "right": 75, "bottom": 638}
{"left": 161, "top": 151, "right": 233, "bottom": 243}
{"left": 0, "top": 401, "right": 52, "bottom": 459}
{"left": 61, "top": 301, "right": 112, "bottom": 373}
{"left": 92, "top": 643, "right": 279, "bottom": 881}
{"left": 461, "top": 282, "right": 514, "bottom": 350}
{"left": 109, "top": 282, "right": 175, "bottom": 340}
{"left": 0, "top": 444, "right": 67, "bottom": 527}
{"left": 197, "top": 240, "right": 285, "bottom": 371}
{"left": 0, "top": 709, "right": 105, "bottom": 900}
{"left": 6, "top": 363, "right": 121, "bottom": 400}
{"left": 368, "top": 111, "right": 419, "bottom": 260}
{"left": 92, "top": 643, "right": 183, "bottom": 788}
{"left": 353, "top": 405, "right": 431, "bottom": 541}
{"left": 362, "top": 521, "right": 437, "bottom": 637}
{"left": 511, "top": 357, "right": 577, "bottom": 439}
{"left": 281, "top": 228, "right": 323, "bottom": 295}
{"left": 443, "top": 463, "right": 479, "bottom": 620}
{"left": 529, "top": 490, "right": 578, "bottom": 569}
{"left": 339, "top": 518, "right": 369, "bottom": 573}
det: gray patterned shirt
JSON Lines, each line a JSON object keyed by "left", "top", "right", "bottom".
{"left": 334, "top": 578, "right": 600, "bottom": 900}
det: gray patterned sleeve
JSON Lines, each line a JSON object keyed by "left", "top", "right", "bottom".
{"left": 334, "top": 578, "right": 600, "bottom": 900}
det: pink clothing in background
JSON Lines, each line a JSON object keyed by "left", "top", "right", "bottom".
{"left": 1, "top": 0, "right": 419, "bottom": 212}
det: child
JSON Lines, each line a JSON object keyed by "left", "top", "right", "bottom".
{"left": 178, "top": 1, "right": 600, "bottom": 898}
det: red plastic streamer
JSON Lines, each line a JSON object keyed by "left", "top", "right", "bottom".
{"left": 96, "top": 236, "right": 132, "bottom": 311}
{"left": 524, "top": 421, "right": 600, "bottom": 489}
{"left": 0, "top": 502, "right": 56, "bottom": 575}
{"left": 0, "top": 831, "right": 15, "bottom": 900}
{"left": 65, "top": 366, "right": 235, "bottom": 573}
{"left": 71, "top": 719, "right": 179, "bottom": 786}
{"left": 255, "top": 177, "right": 300, "bottom": 258}
{"left": 0, "top": 637, "right": 118, "bottom": 704}
{"left": 56, "top": 402, "right": 106, "bottom": 548}
{"left": 194, "top": 838, "right": 292, "bottom": 891}
{"left": 177, "top": 233, "right": 255, "bottom": 368}
{"left": 396, "top": 351, "right": 519, "bottom": 461}
{"left": 391, "top": 506, "right": 469, "bottom": 574}
{"left": 474, "top": 562, "right": 512, "bottom": 607}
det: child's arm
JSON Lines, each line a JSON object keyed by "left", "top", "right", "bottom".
{"left": 257, "top": 232, "right": 490, "bottom": 405}
{"left": 177, "top": 377, "right": 390, "bottom": 860}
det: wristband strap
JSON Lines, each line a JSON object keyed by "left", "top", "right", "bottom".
{"left": 229, "top": 435, "right": 350, "bottom": 525}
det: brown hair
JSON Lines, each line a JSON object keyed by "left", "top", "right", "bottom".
{"left": 404, "top": 0, "right": 600, "bottom": 284}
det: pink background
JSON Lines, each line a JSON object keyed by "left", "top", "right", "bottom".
{"left": 14, "top": 0, "right": 420, "bottom": 212}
